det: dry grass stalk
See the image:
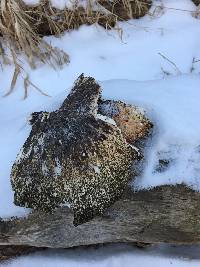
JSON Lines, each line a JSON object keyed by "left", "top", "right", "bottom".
{"left": 192, "top": 0, "right": 200, "bottom": 6}
{"left": 23, "top": 0, "right": 152, "bottom": 35}
{"left": 0, "top": 0, "right": 151, "bottom": 97}
{"left": 0, "top": 0, "right": 69, "bottom": 66}
{"left": 158, "top": 52, "right": 181, "bottom": 75}
{"left": 96, "top": 0, "right": 151, "bottom": 21}
{"left": 27, "top": 0, "right": 118, "bottom": 35}
{"left": 0, "top": 0, "right": 69, "bottom": 96}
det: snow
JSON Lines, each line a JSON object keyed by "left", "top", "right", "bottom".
{"left": 90, "top": 164, "right": 101, "bottom": 174}
{"left": 23, "top": 0, "right": 40, "bottom": 6}
{"left": 96, "top": 114, "right": 117, "bottom": 126}
{"left": 101, "top": 76, "right": 200, "bottom": 190}
{"left": 23, "top": 0, "right": 91, "bottom": 9}
{"left": 1, "top": 0, "right": 200, "bottom": 265}
{"left": 50, "top": 0, "right": 71, "bottom": 8}
{"left": 4, "top": 244, "right": 200, "bottom": 267}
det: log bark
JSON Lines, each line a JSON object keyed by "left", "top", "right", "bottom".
{"left": 0, "top": 184, "right": 200, "bottom": 248}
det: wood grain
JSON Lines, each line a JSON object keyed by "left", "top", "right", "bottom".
{"left": 0, "top": 184, "right": 200, "bottom": 248}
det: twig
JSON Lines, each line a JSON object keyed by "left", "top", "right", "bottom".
{"left": 158, "top": 52, "right": 181, "bottom": 75}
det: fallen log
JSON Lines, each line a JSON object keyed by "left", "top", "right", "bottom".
{"left": 0, "top": 184, "right": 200, "bottom": 248}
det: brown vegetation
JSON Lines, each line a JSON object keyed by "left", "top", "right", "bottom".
{"left": 0, "top": 0, "right": 151, "bottom": 95}
{"left": 192, "top": 0, "right": 200, "bottom": 6}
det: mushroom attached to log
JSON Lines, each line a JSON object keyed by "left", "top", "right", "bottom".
{"left": 11, "top": 74, "right": 153, "bottom": 225}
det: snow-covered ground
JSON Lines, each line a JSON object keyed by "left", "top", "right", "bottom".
{"left": 4, "top": 244, "right": 200, "bottom": 267}
{"left": 1, "top": 0, "right": 200, "bottom": 265}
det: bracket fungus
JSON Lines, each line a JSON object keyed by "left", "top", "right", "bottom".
{"left": 11, "top": 74, "right": 152, "bottom": 225}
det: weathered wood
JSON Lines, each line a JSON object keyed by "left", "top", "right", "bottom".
{"left": 0, "top": 184, "right": 200, "bottom": 248}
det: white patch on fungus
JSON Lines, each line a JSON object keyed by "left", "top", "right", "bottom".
{"left": 96, "top": 114, "right": 116, "bottom": 126}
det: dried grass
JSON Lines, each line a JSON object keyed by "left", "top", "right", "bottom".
{"left": 0, "top": 0, "right": 151, "bottom": 97}
{"left": 27, "top": 0, "right": 152, "bottom": 35}
{"left": 97, "top": 0, "right": 152, "bottom": 21}
{"left": 0, "top": 0, "right": 69, "bottom": 97}
{"left": 192, "top": 0, "right": 200, "bottom": 6}
{"left": 27, "top": 0, "right": 118, "bottom": 35}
